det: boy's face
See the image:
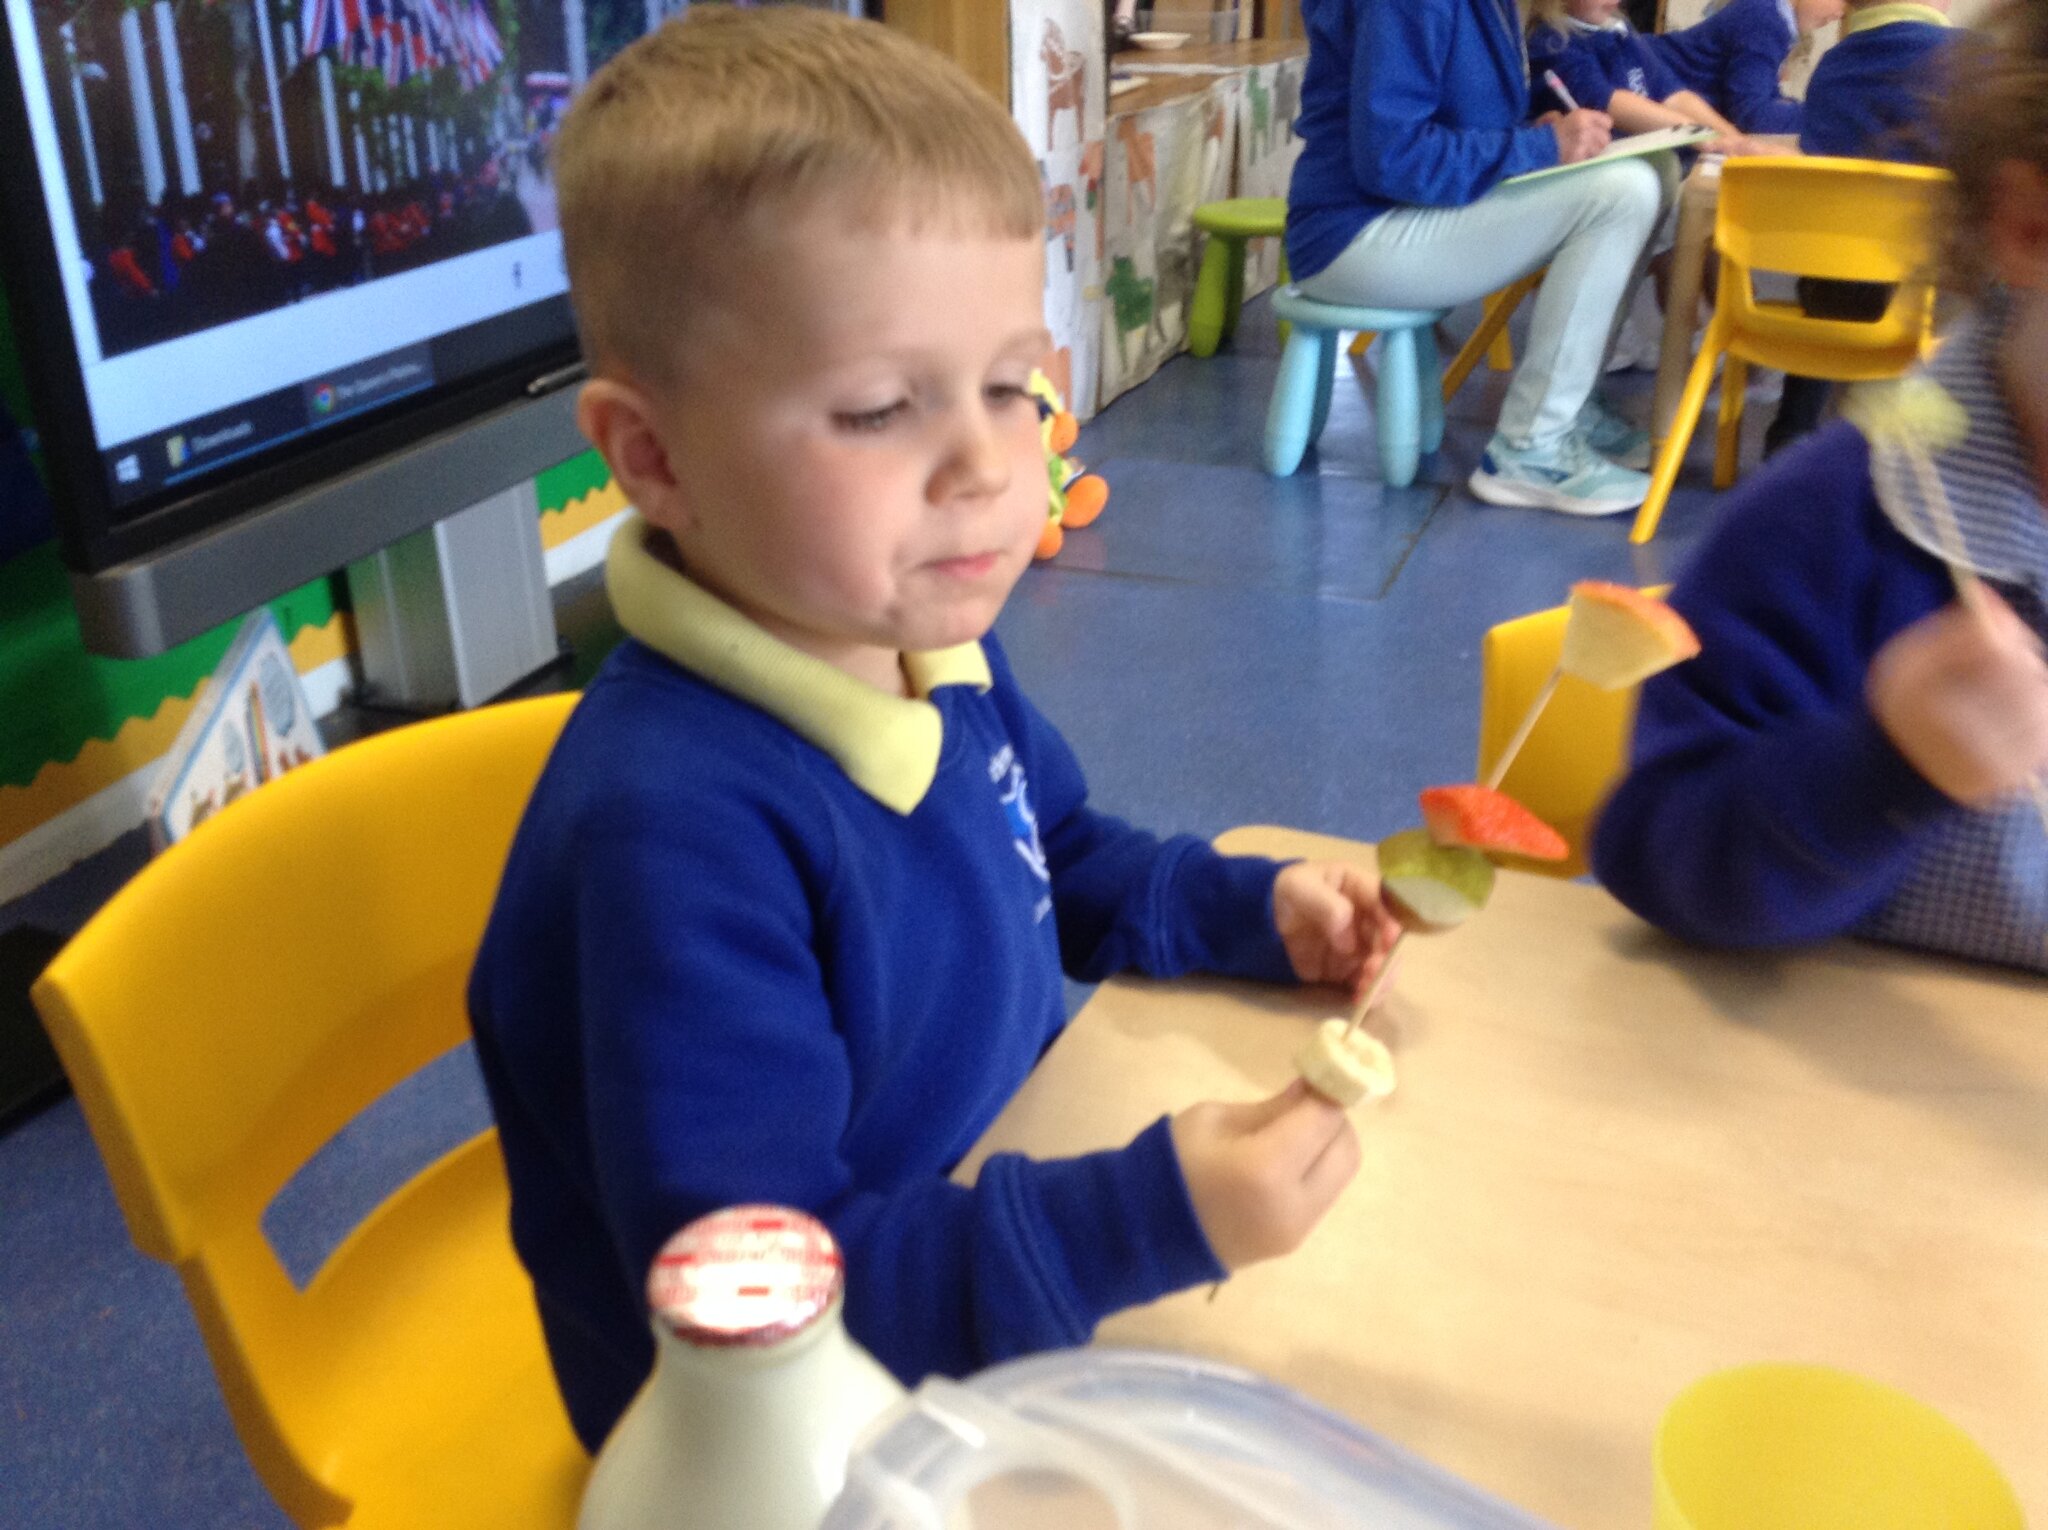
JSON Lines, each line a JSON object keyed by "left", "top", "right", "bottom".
{"left": 603, "top": 211, "right": 1052, "bottom": 693}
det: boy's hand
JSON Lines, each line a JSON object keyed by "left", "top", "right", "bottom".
{"left": 1868, "top": 592, "right": 2048, "bottom": 808}
{"left": 1172, "top": 1081, "right": 1359, "bottom": 1273}
{"left": 1273, "top": 860, "right": 1404, "bottom": 1000}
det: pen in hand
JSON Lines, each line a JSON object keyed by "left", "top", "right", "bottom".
{"left": 1543, "top": 69, "right": 1582, "bottom": 114}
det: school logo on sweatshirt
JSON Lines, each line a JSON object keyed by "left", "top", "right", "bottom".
{"left": 988, "top": 746, "right": 1052, "bottom": 911}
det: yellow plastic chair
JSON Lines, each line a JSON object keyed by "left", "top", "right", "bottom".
{"left": 1479, "top": 592, "right": 1669, "bottom": 877}
{"left": 32, "top": 693, "right": 588, "bottom": 1528}
{"left": 1632, "top": 157, "right": 1949, "bottom": 544}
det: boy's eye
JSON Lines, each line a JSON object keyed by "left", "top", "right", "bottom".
{"left": 986, "top": 383, "right": 1031, "bottom": 409}
{"left": 835, "top": 401, "right": 910, "bottom": 433}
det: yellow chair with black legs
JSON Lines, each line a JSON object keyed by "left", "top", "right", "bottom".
{"left": 32, "top": 694, "right": 588, "bottom": 1528}
{"left": 1631, "top": 157, "right": 1949, "bottom": 544}
{"left": 1479, "top": 592, "right": 1671, "bottom": 877}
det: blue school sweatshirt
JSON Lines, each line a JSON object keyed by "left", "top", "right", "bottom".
{"left": 1529, "top": 19, "right": 1686, "bottom": 117}
{"left": 1650, "top": 0, "right": 1803, "bottom": 134}
{"left": 468, "top": 519, "right": 1296, "bottom": 1450}
{"left": 1592, "top": 410, "right": 2048, "bottom": 966}
{"left": 1286, "top": 0, "right": 1560, "bottom": 280}
{"left": 1799, "top": 3, "right": 1951, "bottom": 161}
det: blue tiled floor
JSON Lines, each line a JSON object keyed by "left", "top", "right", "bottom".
{"left": 0, "top": 291, "right": 1744, "bottom": 1527}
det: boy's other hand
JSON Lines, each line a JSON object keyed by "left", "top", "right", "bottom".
{"left": 1552, "top": 108, "right": 1614, "bottom": 164}
{"left": 1273, "top": 860, "right": 1404, "bottom": 1000}
{"left": 1868, "top": 591, "right": 2048, "bottom": 808}
{"left": 1171, "top": 1081, "right": 1359, "bottom": 1273}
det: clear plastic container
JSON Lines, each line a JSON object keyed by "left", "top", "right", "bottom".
{"left": 823, "top": 1348, "right": 1561, "bottom": 1530}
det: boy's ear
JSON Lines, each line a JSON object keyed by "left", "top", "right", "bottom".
{"left": 1987, "top": 160, "right": 2048, "bottom": 293}
{"left": 577, "top": 378, "right": 693, "bottom": 535}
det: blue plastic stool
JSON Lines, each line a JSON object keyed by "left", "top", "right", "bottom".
{"left": 1264, "top": 288, "right": 1448, "bottom": 488}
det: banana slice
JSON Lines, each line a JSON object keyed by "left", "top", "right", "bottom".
{"left": 1294, "top": 1019, "right": 1398, "bottom": 1108}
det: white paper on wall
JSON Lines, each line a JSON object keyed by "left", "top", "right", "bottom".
{"left": 1099, "top": 81, "right": 1232, "bottom": 406}
{"left": 1010, "top": 0, "right": 1106, "bottom": 157}
{"left": 1014, "top": 0, "right": 1108, "bottom": 414}
{"left": 1233, "top": 55, "right": 1306, "bottom": 295}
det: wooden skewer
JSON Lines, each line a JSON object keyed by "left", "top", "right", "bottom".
{"left": 1484, "top": 666, "right": 1564, "bottom": 793}
{"left": 1214, "top": 939, "right": 1409, "bottom": 1305}
{"left": 1341, "top": 931, "right": 1406, "bottom": 1043}
{"left": 1902, "top": 442, "right": 2048, "bottom": 837}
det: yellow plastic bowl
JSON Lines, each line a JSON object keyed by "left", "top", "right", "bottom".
{"left": 1655, "top": 1364, "right": 2023, "bottom": 1530}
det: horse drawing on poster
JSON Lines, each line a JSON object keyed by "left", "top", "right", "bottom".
{"left": 1273, "top": 61, "right": 1303, "bottom": 150}
{"left": 1043, "top": 21, "right": 1087, "bottom": 151}
{"left": 1114, "top": 115, "right": 1157, "bottom": 216}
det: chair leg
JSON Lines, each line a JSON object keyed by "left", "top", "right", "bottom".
{"left": 1714, "top": 354, "right": 1749, "bottom": 490}
{"left": 1275, "top": 248, "right": 1291, "bottom": 349}
{"left": 1415, "top": 323, "right": 1445, "bottom": 455}
{"left": 1310, "top": 328, "right": 1338, "bottom": 444}
{"left": 1188, "top": 234, "right": 1235, "bottom": 358}
{"left": 1264, "top": 327, "right": 1325, "bottom": 476}
{"left": 1442, "top": 277, "right": 1527, "bottom": 403}
{"left": 1377, "top": 327, "right": 1422, "bottom": 489}
{"left": 1630, "top": 338, "right": 1722, "bottom": 544}
{"left": 1350, "top": 331, "right": 1374, "bottom": 359}
{"left": 1487, "top": 327, "right": 1516, "bottom": 372}
{"left": 1221, "top": 239, "right": 1248, "bottom": 347}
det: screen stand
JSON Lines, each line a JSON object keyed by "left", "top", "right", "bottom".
{"left": 345, "top": 481, "right": 560, "bottom": 712}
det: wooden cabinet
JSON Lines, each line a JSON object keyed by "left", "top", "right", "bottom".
{"left": 880, "top": 0, "right": 1009, "bottom": 105}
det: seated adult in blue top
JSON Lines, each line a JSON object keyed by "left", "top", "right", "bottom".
{"left": 1649, "top": 0, "right": 1845, "bottom": 135}
{"left": 1528, "top": 0, "right": 1759, "bottom": 145}
{"left": 1763, "top": 0, "right": 1954, "bottom": 455}
{"left": 1287, "top": 0, "right": 1676, "bottom": 518}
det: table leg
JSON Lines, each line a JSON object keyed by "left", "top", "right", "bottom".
{"left": 1652, "top": 167, "right": 1718, "bottom": 454}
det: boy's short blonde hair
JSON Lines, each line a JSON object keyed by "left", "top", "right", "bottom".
{"left": 555, "top": 7, "right": 1044, "bottom": 387}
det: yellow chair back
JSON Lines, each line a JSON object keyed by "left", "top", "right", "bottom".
{"left": 1714, "top": 156, "right": 1946, "bottom": 377}
{"left": 1632, "top": 158, "right": 1951, "bottom": 543}
{"left": 1479, "top": 596, "right": 1666, "bottom": 878}
{"left": 32, "top": 693, "right": 586, "bottom": 1528}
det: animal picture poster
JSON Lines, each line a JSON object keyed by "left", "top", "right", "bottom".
{"left": 1234, "top": 56, "right": 1306, "bottom": 295}
{"left": 1098, "top": 83, "right": 1232, "bottom": 407}
{"left": 1010, "top": 0, "right": 1105, "bottom": 157}
{"left": 1012, "top": 0, "right": 1107, "bottom": 414}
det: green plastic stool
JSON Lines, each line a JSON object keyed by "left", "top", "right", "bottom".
{"left": 1190, "top": 197, "right": 1291, "bottom": 358}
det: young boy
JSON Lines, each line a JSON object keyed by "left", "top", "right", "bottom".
{"left": 468, "top": 8, "right": 1400, "bottom": 1454}
{"left": 1649, "top": 0, "right": 1846, "bottom": 135}
{"left": 1590, "top": 9, "right": 2048, "bottom": 975}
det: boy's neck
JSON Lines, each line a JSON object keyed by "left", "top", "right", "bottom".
{"left": 647, "top": 530, "right": 912, "bottom": 699}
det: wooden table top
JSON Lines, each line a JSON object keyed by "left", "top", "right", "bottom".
{"left": 962, "top": 825, "right": 2048, "bottom": 1528}
{"left": 1109, "top": 35, "right": 1308, "bottom": 116}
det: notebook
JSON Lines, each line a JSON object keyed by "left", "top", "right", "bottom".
{"left": 1503, "top": 124, "right": 1714, "bottom": 187}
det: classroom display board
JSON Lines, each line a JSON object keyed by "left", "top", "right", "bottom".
{"left": 1011, "top": 0, "right": 1106, "bottom": 417}
{"left": 1231, "top": 53, "right": 1304, "bottom": 293}
{"left": 1097, "top": 83, "right": 1230, "bottom": 407}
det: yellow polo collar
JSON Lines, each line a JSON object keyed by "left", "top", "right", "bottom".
{"left": 1843, "top": 4, "right": 1949, "bottom": 34}
{"left": 604, "top": 515, "right": 992, "bottom": 815}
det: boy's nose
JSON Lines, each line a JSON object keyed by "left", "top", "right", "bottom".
{"left": 933, "top": 408, "right": 1013, "bottom": 503}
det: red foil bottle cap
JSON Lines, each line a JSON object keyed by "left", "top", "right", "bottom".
{"left": 649, "top": 1205, "right": 844, "bottom": 1348}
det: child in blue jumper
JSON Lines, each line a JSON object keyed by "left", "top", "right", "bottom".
{"left": 1765, "top": 0, "right": 1955, "bottom": 455}
{"left": 1529, "top": 0, "right": 1757, "bottom": 145}
{"left": 1593, "top": 1, "right": 2048, "bottom": 975}
{"left": 469, "top": 8, "right": 1402, "bottom": 1454}
{"left": 1650, "top": 0, "right": 1846, "bottom": 134}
